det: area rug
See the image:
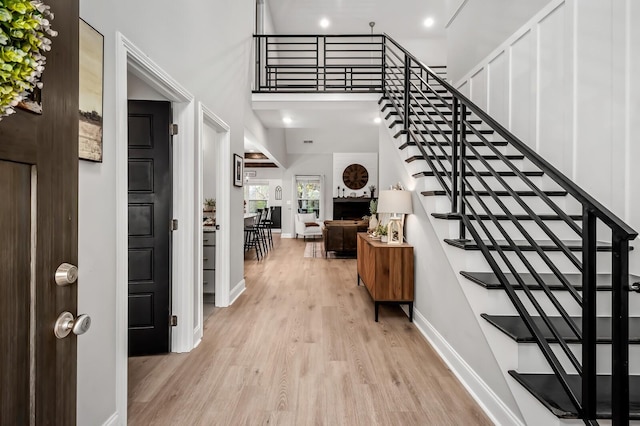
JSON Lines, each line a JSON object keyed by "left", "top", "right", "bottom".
{"left": 303, "top": 242, "right": 355, "bottom": 259}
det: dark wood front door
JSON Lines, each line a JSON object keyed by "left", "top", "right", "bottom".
{"left": 127, "top": 100, "right": 173, "bottom": 356}
{"left": 0, "top": 1, "right": 79, "bottom": 423}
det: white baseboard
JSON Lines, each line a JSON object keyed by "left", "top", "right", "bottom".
{"left": 193, "top": 337, "right": 202, "bottom": 349}
{"left": 280, "top": 233, "right": 293, "bottom": 238}
{"left": 102, "top": 412, "right": 119, "bottom": 426}
{"left": 230, "top": 279, "right": 246, "bottom": 305}
{"left": 412, "top": 309, "right": 525, "bottom": 426}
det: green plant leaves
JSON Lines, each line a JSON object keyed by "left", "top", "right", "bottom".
{"left": 0, "top": 0, "right": 55, "bottom": 118}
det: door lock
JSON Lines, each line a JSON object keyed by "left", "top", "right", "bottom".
{"left": 55, "top": 263, "right": 78, "bottom": 286}
{"left": 54, "top": 311, "right": 92, "bottom": 339}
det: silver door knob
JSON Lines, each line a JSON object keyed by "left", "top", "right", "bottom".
{"left": 54, "top": 311, "right": 91, "bottom": 339}
{"left": 55, "top": 263, "right": 78, "bottom": 286}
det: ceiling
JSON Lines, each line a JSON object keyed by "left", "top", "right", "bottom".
{"left": 247, "top": 0, "right": 450, "bottom": 161}
{"left": 266, "top": 0, "right": 448, "bottom": 40}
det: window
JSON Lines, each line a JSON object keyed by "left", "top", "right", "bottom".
{"left": 296, "top": 175, "right": 321, "bottom": 218}
{"left": 244, "top": 183, "right": 269, "bottom": 213}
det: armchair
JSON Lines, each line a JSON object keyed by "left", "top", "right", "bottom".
{"left": 295, "top": 213, "right": 323, "bottom": 240}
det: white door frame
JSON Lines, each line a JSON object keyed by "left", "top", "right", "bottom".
{"left": 114, "top": 32, "right": 198, "bottom": 424}
{"left": 193, "top": 102, "right": 231, "bottom": 346}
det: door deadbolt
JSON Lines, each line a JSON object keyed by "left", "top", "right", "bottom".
{"left": 54, "top": 311, "right": 91, "bottom": 339}
{"left": 55, "top": 263, "right": 78, "bottom": 286}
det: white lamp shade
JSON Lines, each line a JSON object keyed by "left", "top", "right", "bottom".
{"left": 376, "top": 190, "right": 413, "bottom": 214}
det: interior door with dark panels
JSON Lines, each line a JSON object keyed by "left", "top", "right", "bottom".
{"left": 128, "top": 100, "right": 172, "bottom": 356}
{"left": 0, "top": 0, "right": 79, "bottom": 423}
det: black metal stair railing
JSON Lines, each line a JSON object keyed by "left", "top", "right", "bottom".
{"left": 382, "top": 34, "right": 637, "bottom": 425}
{"left": 254, "top": 34, "right": 385, "bottom": 93}
{"left": 253, "top": 34, "right": 638, "bottom": 425}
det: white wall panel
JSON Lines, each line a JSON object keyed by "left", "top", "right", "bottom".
{"left": 451, "top": 0, "right": 639, "bottom": 273}
{"left": 537, "top": 3, "right": 567, "bottom": 170}
{"left": 488, "top": 52, "right": 508, "bottom": 127}
{"left": 509, "top": 30, "right": 535, "bottom": 146}
{"left": 447, "top": 0, "right": 554, "bottom": 82}
{"left": 458, "top": 80, "right": 470, "bottom": 98}
{"left": 573, "top": 0, "right": 613, "bottom": 207}
{"left": 625, "top": 0, "right": 640, "bottom": 272}
{"left": 469, "top": 68, "right": 487, "bottom": 111}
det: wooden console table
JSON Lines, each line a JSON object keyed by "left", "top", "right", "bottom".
{"left": 356, "top": 233, "right": 414, "bottom": 322}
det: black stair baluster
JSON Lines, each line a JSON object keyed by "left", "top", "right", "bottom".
{"left": 582, "top": 207, "right": 597, "bottom": 421}
{"left": 451, "top": 97, "right": 459, "bottom": 214}
{"left": 612, "top": 231, "right": 631, "bottom": 425}
{"left": 458, "top": 104, "right": 467, "bottom": 240}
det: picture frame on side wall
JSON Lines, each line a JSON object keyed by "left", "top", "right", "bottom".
{"left": 233, "top": 154, "right": 243, "bottom": 187}
{"left": 78, "top": 18, "right": 104, "bottom": 162}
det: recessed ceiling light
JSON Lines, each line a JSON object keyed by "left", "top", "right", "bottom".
{"left": 374, "top": 117, "right": 382, "bottom": 124}
{"left": 423, "top": 17, "right": 435, "bottom": 28}
{"left": 319, "top": 18, "right": 330, "bottom": 29}
{"left": 282, "top": 116, "right": 292, "bottom": 124}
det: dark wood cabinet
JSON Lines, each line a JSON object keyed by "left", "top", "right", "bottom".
{"left": 357, "top": 233, "right": 414, "bottom": 322}
{"left": 270, "top": 206, "right": 281, "bottom": 229}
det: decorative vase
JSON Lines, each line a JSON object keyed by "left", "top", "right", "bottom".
{"left": 381, "top": 235, "right": 388, "bottom": 243}
{"left": 369, "top": 214, "right": 378, "bottom": 231}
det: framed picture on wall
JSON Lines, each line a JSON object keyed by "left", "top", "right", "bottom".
{"left": 78, "top": 18, "right": 104, "bottom": 162}
{"left": 233, "top": 154, "right": 243, "bottom": 187}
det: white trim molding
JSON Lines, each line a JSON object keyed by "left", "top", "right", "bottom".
{"left": 455, "top": 0, "right": 565, "bottom": 87}
{"left": 412, "top": 309, "right": 525, "bottom": 426}
{"left": 445, "top": 0, "right": 470, "bottom": 29}
{"left": 115, "top": 31, "right": 196, "bottom": 425}
{"left": 230, "top": 279, "right": 246, "bottom": 305}
{"left": 101, "top": 412, "right": 119, "bottom": 426}
{"left": 195, "top": 102, "right": 231, "bottom": 347}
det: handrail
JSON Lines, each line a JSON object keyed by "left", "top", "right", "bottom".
{"left": 254, "top": 33, "right": 637, "bottom": 424}
{"left": 383, "top": 33, "right": 636, "bottom": 239}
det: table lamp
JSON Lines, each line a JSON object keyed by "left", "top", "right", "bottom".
{"left": 376, "top": 189, "right": 413, "bottom": 244}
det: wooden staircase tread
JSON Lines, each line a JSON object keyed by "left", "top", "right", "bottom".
{"left": 508, "top": 372, "right": 640, "bottom": 419}
{"left": 431, "top": 212, "right": 583, "bottom": 221}
{"left": 413, "top": 170, "right": 544, "bottom": 178}
{"left": 444, "top": 239, "right": 616, "bottom": 251}
{"left": 422, "top": 190, "right": 568, "bottom": 197}
{"left": 459, "top": 271, "right": 640, "bottom": 290}
{"left": 481, "top": 314, "right": 640, "bottom": 343}
{"left": 405, "top": 154, "right": 525, "bottom": 162}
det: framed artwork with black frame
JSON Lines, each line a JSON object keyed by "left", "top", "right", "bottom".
{"left": 233, "top": 154, "right": 243, "bottom": 187}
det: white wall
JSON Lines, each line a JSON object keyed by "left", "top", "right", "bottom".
{"left": 285, "top": 126, "right": 378, "bottom": 154}
{"left": 127, "top": 72, "right": 167, "bottom": 100}
{"left": 447, "top": 0, "right": 553, "bottom": 82}
{"left": 77, "top": 0, "right": 267, "bottom": 424}
{"left": 333, "top": 153, "right": 378, "bottom": 198}
{"left": 378, "top": 124, "right": 523, "bottom": 421}
{"left": 398, "top": 37, "right": 447, "bottom": 67}
{"left": 452, "top": 0, "right": 640, "bottom": 273}
{"left": 203, "top": 124, "right": 218, "bottom": 202}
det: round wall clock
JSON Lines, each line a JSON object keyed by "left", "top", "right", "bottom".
{"left": 342, "top": 163, "right": 369, "bottom": 190}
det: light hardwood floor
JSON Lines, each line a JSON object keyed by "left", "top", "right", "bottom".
{"left": 128, "top": 235, "right": 493, "bottom": 425}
